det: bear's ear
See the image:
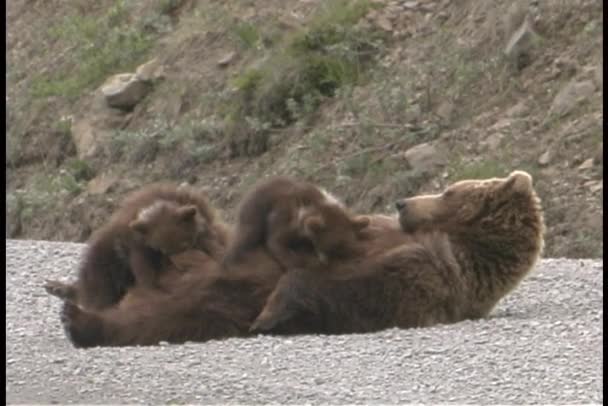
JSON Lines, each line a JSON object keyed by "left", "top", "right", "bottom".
{"left": 304, "top": 215, "right": 325, "bottom": 235}
{"left": 177, "top": 205, "right": 198, "bottom": 222}
{"left": 352, "top": 215, "right": 370, "bottom": 232}
{"left": 129, "top": 218, "right": 149, "bottom": 235}
{"left": 504, "top": 171, "right": 533, "bottom": 193}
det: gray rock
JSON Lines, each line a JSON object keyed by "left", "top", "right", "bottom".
{"left": 549, "top": 80, "right": 595, "bottom": 118}
{"left": 101, "top": 73, "right": 151, "bottom": 110}
{"left": 538, "top": 150, "right": 552, "bottom": 166}
{"left": 135, "top": 58, "right": 165, "bottom": 83}
{"left": 87, "top": 174, "right": 119, "bottom": 195}
{"left": 375, "top": 15, "right": 393, "bottom": 32}
{"left": 217, "top": 51, "right": 236, "bottom": 68}
{"left": 70, "top": 93, "right": 130, "bottom": 159}
{"left": 577, "top": 158, "right": 594, "bottom": 170}
{"left": 404, "top": 141, "right": 447, "bottom": 173}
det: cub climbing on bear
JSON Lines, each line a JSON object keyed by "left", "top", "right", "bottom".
{"left": 222, "top": 176, "right": 370, "bottom": 271}
{"left": 250, "top": 170, "right": 545, "bottom": 335}
{"left": 45, "top": 183, "right": 231, "bottom": 310}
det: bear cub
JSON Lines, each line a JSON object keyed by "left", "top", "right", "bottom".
{"left": 45, "top": 183, "right": 230, "bottom": 310}
{"left": 223, "top": 176, "right": 369, "bottom": 271}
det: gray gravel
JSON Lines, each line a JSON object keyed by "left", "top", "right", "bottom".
{"left": 6, "top": 239, "right": 603, "bottom": 405}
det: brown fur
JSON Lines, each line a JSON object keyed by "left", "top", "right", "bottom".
{"left": 298, "top": 202, "right": 371, "bottom": 265}
{"left": 222, "top": 176, "right": 350, "bottom": 270}
{"left": 60, "top": 248, "right": 283, "bottom": 348}
{"left": 45, "top": 183, "right": 231, "bottom": 310}
{"left": 251, "top": 171, "right": 545, "bottom": 334}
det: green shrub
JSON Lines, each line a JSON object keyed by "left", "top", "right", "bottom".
{"left": 230, "top": 0, "right": 382, "bottom": 129}
{"left": 30, "top": 0, "right": 155, "bottom": 100}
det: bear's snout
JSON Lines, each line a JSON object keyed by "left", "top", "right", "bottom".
{"left": 395, "top": 200, "right": 406, "bottom": 212}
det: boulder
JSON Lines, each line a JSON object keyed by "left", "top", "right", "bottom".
{"left": 549, "top": 80, "right": 595, "bottom": 118}
{"left": 135, "top": 58, "right": 165, "bottom": 83}
{"left": 101, "top": 73, "right": 151, "bottom": 110}
{"left": 403, "top": 142, "right": 447, "bottom": 173}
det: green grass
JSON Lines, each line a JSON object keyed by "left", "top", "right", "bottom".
{"left": 231, "top": 22, "right": 262, "bottom": 50}
{"left": 449, "top": 159, "right": 510, "bottom": 182}
{"left": 30, "top": 0, "right": 155, "bottom": 100}
{"left": 229, "top": 0, "right": 383, "bottom": 130}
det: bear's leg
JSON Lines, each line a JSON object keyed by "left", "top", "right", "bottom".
{"left": 129, "top": 248, "right": 165, "bottom": 292}
{"left": 61, "top": 301, "right": 105, "bottom": 348}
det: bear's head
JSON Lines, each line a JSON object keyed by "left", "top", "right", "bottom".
{"left": 129, "top": 200, "right": 205, "bottom": 255}
{"left": 299, "top": 202, "right": 370, "bottom": 263}
{"left": 395, "top": 170, "right": 544, "bottom": 241}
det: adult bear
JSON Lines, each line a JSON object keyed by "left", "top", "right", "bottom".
{"left": 58, "top": 205, "right": 412, "bottom": 348}
{"left": 250, "top": 170, "right": 545, "bottom": 335}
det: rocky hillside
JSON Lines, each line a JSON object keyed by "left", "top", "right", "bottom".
{"left": 6, "top": 0, "right": 603, "bottom": 258}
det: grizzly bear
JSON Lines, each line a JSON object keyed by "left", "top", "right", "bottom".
{"left": 60, "top": 247, "right": 284, "bottom": 348}
{"left": 45, "top": 183, "right": 231, "bottom": 310}
{"left": 222, "top": 176, "right": 360, "bottom": 271}
{"left": 57, "top": 183, "right": 413, "bottom": 348}
{"left": 58, "top": 211, "right": 409, "bottom": 348}
{"left": 250, "top": 170, "right": 545, "bottom": 334}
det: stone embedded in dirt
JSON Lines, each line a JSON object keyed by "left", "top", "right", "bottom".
{"left": 71, "top": 119, "right": 98, "bottom": 159}
{"left": 375, "top": 15, "right": 393, "bottom": 32}
{"left": 217, "top": 51, "right": 236, "bottom": 68}
{"left": 71, "top": 93, "right": 132, "bottom": 159}
{"left": 135, "top": 58, "right": 165, "bottom": 83}
{"left": 101, "top": 73, "right": 152, "bottom": 110}
{"left": 403, "top": 141, "right": 446, "bottom": 173}
{"left": 548, "top": 80, "right": 595, "bottom": 118}
{"left": 87, "top": 175, "right": 118, "bottom": 195}
{"left": 577, "top": 158, "right": 594, "bottom": 170}
{"left": 538, "top": 150, "right": 552, "bottom": 166}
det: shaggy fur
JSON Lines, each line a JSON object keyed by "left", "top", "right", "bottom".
{"left": 251, "top": 171, "right": 545, "bottom": 334}
{"left": 45, "top": 183, "right": 231, "bottom": 310}
{"left": 222, "top": 176, "right": 353, "bottom": 271}
{"left": 60, "top": 248, "right": 283, "bottom": 348}
{"left": 58, "top": 204, "right": 411, "bottom": 348}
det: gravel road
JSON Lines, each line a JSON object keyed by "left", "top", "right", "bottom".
{"left": 6, "top": 239, "right": 603, "bottom": 405}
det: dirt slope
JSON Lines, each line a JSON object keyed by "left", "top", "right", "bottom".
{"left": 6, "top": 0, "right": 603, "bottom": 258}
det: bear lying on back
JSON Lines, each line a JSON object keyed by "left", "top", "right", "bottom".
{"left": 57, "top": 210, "right": 410, "bottom": 348}
{"left": 251, "top": 170, "right": 545, "bottom": 334}
{"left": 45, "top": 183, "right": 231, "bottom": 310}
{"left": 57, "top": 179, "right": 415, "bottom": 348}
{"left": 223, "top": 176, "right": 369, "bottom": 271}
